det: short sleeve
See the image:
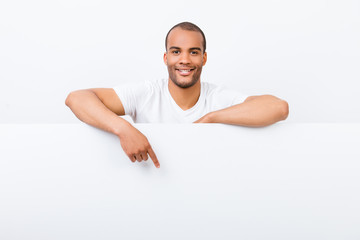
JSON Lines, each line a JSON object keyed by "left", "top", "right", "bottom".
{"left": 113, "top": 81, "right": 152, "bottom": 118}
{"left": 207, "top": 84, "right": 248, "bottom": 112}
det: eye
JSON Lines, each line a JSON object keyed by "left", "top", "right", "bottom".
{"left": 190, "top": 51, "right": 199, "bottom": 55}
{"left": 172, "top": 50, "right": 180, "bottom": 55}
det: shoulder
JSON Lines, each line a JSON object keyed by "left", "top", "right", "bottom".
{"left": 204, "top": 81, "right": 243, "bottom": 94}
{"left": 201, "top": 81, "right": 235, "bottom": 97}
{"left": 201, "top": 81, "right": 249, "bottom": 106}
{"left": 201, "top": 81, "right": 218, "bottom": 96}
{"left": 150, "top": 78, "right": 167, "bottom": 92}
{"left": 113, "top": 79, "right": 165, "bottom": 96}
{"left": 112, "top": 79, "right": 165, "bottom": 117}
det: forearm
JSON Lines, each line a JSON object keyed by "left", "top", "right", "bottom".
{"left": 65, "top": 90, "right": 130, "bottom": 136}
{"left": 65, "top": 89, "right": 160, "bottom": 167}
{"left": 206, "top": 95, "right": 289, "bottom": 127}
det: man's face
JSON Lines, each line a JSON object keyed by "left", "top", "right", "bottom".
{"left": 164, "top": 28, "right": 207, "bottom": 88}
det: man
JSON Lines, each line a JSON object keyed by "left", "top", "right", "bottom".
{"left": 65, "top": 22, "right": 289, "bottom": 169}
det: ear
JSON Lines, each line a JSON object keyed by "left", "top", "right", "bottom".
{"left": 202, "top": 52, "right": 207, "bottom": 66}
{"left": 163, "top": 52, "right": 168, "bottom": 65}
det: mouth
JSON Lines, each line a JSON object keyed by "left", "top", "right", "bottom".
{"left": 175, "top": 67, "right": 195, "bottom": 76}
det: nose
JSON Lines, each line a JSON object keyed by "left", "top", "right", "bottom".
{"left": 179, "top": 52, "right": 191, "bottom": 65}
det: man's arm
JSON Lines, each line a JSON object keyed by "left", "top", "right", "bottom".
{"left": 65, "top": 88, "right": 160, "bottom": 168}
{"left": 194, "top": 95, "right": 289, "bottom": 127}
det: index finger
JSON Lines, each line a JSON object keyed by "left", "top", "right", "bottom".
{"left": 148, "top": 146, "right": 160, "bottom": 168}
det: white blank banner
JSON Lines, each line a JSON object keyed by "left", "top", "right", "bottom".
{"left": 0, "top": 123, "right": 359, "bottom": 239}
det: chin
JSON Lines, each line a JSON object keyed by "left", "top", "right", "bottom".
{"left": 168, "top": 66, "right": 202, "bottom": 89}
{"left": 171, "top": 77, "right": 199, "bottom": 89}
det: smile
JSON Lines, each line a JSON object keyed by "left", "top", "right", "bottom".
{"left": 176, "top": 68, "right": 195, "bottom": 76}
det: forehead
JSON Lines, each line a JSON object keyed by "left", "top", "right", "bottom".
{"left": 167, "top": 28, "right": 203, "bottom": 50}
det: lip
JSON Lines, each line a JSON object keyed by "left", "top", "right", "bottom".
{"left": 176, "top": 68, "right": 195, "bottom": 76}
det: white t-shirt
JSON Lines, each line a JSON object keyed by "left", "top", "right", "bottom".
{"left": 113, "top": 78, "right": 248, "bottom": 123}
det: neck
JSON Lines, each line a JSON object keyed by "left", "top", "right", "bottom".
{"left": 168, "top": 78, "right": 201, "bottom": 110}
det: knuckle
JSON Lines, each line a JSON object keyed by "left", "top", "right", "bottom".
{"left": 127, "top": 154, "right": 135, "bottom": 162}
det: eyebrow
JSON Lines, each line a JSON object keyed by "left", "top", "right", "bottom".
{"left": 169, "top": 46, "right": 202, "bottom": 51}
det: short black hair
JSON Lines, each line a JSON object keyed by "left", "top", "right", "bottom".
{"left": 165, "top": 22, "right": 206, "bottom": 53}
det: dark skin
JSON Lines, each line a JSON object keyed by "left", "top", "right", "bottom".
{"left": 65, "top": 27, "right": 289, "bottom": 168}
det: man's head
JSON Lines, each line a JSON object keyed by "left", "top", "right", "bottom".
{"left": 165, "top": 22, "right": 206, "bottom": 54}
{"left": 164, "top": 22, "right": 207, "bottom": 89}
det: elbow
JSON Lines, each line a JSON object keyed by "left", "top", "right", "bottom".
{"left": 65, "top": 91, "right": 80, "bottom": 108}
{"left": 65, "top": 89, "right": 96, "bottom": 110}
{"left": 65, "top": 92, "right": 74, "bottom": 108}
{"left": 279, "top": 100, "right": 289, "bottom": 120}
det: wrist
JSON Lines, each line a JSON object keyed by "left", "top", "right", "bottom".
{"left": 112, "top": 117, "right": 132, "bottom": 138}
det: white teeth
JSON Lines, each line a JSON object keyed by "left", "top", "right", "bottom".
{"left": 179, "top": 69, "right": 191, "bottom": 72}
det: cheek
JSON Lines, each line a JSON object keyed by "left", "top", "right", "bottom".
{"left": 165, "top": 57, "right": 173, "bottom": 65}
{"left": 194, "top": 57, "right": 204, "bottom": 65}
{"left": 167, "top": 56, "right": 177, "bottom": 64}
{"left": 166, "top": 60, "right": 175, "bottom": 67}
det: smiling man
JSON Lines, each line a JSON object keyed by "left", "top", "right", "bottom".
{"left": 65, "top": 22, "right": 289, "bottom": 168}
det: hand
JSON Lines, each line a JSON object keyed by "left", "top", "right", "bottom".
{"left": 117, "top": 124, "right": 160, "bottom": 168}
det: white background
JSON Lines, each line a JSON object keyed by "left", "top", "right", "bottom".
{"left": 0, "top": 0, "right": 359, "bottom": 123}
{"left": 1, "top": 1, "right": 360, "bottom": 238}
